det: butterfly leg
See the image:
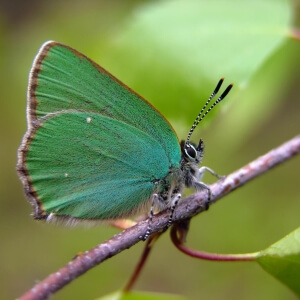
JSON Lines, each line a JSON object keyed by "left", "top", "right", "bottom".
{"left": 194, "top": 181, "right": 212, "bottom": 204}
{"left": 198, "top": 166, "right": 224, "bottom": 181}
{"left": 143, "top": 194, "right": 158, "bottom": 240}
{"left": 197, "top": 166, "right": 225, "bottom": 204}
{"left": 167, "top": 193, "right": 181, "bottom": 227}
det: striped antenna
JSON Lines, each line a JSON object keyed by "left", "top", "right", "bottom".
{"left": 186, "top": 78, "right": 233, "bottom": 142}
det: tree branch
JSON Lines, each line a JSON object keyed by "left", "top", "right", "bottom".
{"left": 19, "top": 135, "right": 300, "bottom": 300}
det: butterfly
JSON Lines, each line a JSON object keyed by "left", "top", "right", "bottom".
{"left": 17, "top": 41, "right": 233, "bottom": 237}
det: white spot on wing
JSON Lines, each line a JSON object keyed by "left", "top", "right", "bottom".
{"left": 46, "top": 213, "right": 54, "bottom": 222}
{"left": 86, "top": 117, "right": 92, "bottom": 123}
{"left": 64, "top": 173, "right": 69, "bottom": 178}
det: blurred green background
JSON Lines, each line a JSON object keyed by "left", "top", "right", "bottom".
{"left": 1, "top": 0, "right": 299, "bottom": 299}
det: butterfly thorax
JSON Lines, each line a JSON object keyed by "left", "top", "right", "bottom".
{"left": 153, "top": 167, "right": 183, "bottom": 209}
{"left": 154, "top": 139, "right": 205, "bottom": 210}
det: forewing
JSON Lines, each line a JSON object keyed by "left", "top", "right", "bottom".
{"left": 27, "top": 41, "right": 180, "bottom": 166}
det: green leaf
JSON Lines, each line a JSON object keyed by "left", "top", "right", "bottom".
{"left": 256, "top": 227, "right": 300, "bottom": 296}
{"left": 97, "top": 290, "right": 188, "bottom": 300}
{"left": 103, "top": 0, "right": 292, "bottom": 130}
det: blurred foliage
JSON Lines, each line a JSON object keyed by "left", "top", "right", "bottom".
{"left": 0, "top": 0, "right": 299, "bottom": 300}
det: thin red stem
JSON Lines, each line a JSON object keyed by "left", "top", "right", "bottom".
{"left": 171, "top": 225, "right": 258, "bottom": 261}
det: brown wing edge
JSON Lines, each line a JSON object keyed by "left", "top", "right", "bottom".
{"left": 17, "top": 41, "right": 57, "bottom": 220}
{"left": 17, "top": 125, "right": 47, "bottom": 220}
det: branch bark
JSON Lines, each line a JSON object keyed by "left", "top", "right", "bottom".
{"left": 18, "top": 135, "right": 300, "bottom": 300}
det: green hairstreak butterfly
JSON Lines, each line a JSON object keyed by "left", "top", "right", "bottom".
{"left": 17, "top": 41, "right": 233, "bottom": 237}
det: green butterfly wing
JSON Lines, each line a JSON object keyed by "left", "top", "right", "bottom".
{"left": 18, "top": 41, "right": 181, "bottom": 220}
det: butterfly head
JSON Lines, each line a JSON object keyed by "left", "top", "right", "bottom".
{"left": 181, "top": 139, "right": 204, "bottom": 165}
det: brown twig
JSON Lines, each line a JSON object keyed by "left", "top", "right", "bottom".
{"left": 18, "top": 135, "right": 300, "bottom": 300}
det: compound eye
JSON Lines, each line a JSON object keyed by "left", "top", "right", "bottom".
{"left": 184, "top": 144, "right": 197, "bottom": 160}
